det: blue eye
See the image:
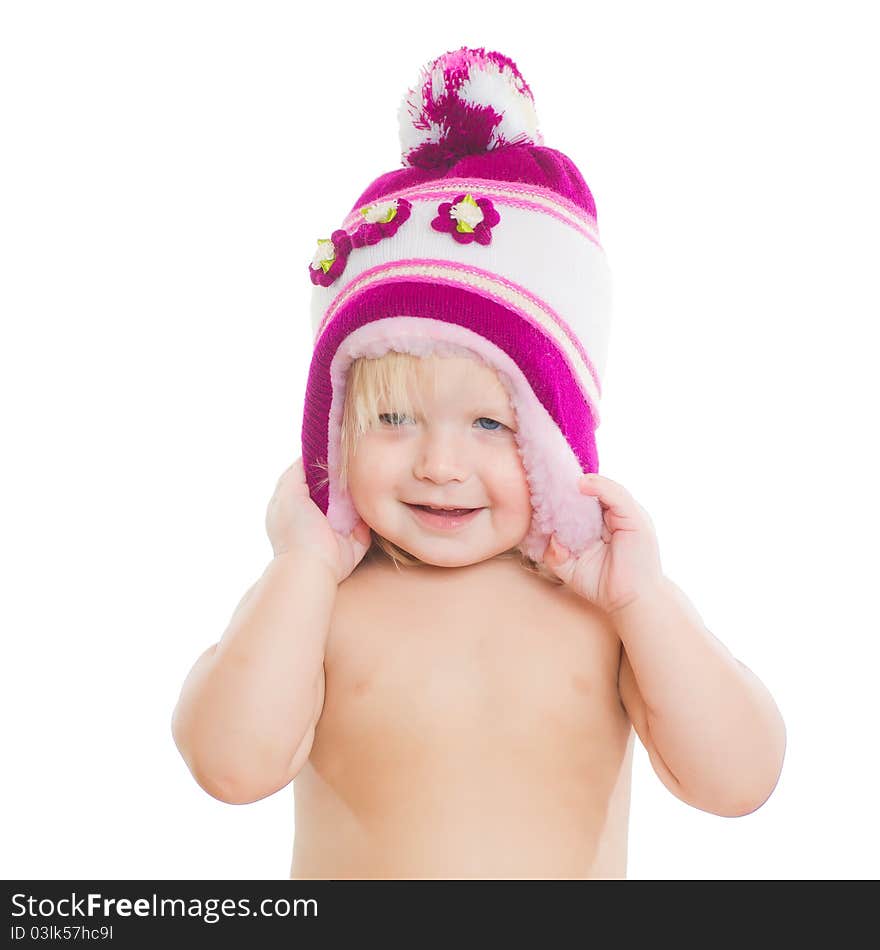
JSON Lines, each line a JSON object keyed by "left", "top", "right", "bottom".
{"left": 476, "top": 417, "right": 504, "bottom": 431}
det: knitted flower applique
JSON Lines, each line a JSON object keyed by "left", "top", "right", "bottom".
{"left": 431, "top": 193, "right": 500, "bottom": 245}
{"left": 351, "top": 197, "right": 412, "bottom": 248}
{"left": 309, "top": 229, "right": 352, "bottom": 287}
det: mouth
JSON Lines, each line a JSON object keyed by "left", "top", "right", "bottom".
{"left": 405, "top": 503, "right": 485, "bottom": 530}
{"left": 408, "top": 504, "right": 479, "bottom": 514}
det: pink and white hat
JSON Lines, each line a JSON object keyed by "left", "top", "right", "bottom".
{"left": 302, "top": 46, "right": 613, "bottom": 562}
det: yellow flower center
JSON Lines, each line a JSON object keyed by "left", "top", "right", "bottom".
{"left": 450, "top": 194, "right": 484, "bottom": 233}
{"left": 311, "top": 239, "right": 336, "bottom": 273}
{"left": 360, "top": 200, "right": 399, "bottom": 224}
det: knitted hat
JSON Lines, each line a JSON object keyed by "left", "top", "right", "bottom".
{"left": 301, "top": 46, "right": 613, "bottom": 562}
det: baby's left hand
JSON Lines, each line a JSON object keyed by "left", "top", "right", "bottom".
{"left": 542, "top": 474, "right": 665, "bottom": 615}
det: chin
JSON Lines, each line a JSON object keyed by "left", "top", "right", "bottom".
{"left": 406, "top": 536, "right": 522, "bottom": 569}
{"left": 388, "top": 537, "right": 479, "bottom": 568}
{"left": 420, "top": 552, "right": 482, "bottom": 568}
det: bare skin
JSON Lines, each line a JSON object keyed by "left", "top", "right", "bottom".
{"left": 289, "top": 547, "right": 634, "bottom": 880}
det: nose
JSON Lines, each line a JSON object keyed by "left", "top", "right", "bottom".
{"left": 411, "top": 425, "right": 472, "bottom": 484}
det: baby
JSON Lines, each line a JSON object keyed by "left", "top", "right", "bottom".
{"left": 171, "top": 47, "right": 786, "bottom": 879}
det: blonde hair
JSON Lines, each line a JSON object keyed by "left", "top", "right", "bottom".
{"left": 311, "top": 350, "right": 563, "bottom": 584}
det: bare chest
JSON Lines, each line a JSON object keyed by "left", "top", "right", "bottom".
{"left": 317, "top": 555, "right": 627, "bottom": 770}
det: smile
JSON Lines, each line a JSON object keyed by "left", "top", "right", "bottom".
{"left": 405, "top": 503, "right": 484, "bottom": 531}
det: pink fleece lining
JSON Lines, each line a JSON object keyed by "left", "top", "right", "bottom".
{"left": 324, "top": 317, "right": 604, "bottom": 563}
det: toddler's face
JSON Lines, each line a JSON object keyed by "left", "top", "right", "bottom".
{"left": 347, "top": 356, "right": 532, "bottom": 567}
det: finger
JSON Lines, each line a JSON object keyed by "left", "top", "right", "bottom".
{"left": 275, "top": 459, "right": 300, "bottom": 487}
{"left": 283, "top": 458, "right": 310, "bottom": 488}
{"left": 349, "top": 518, "right": 373, "bottom": 552}
{"left": 578, "top": 474, "right": 640, "bottom": 524}
{"left": 544, "top": 534, "right": 571, "bottom": 567}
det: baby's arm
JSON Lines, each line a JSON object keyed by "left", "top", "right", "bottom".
{"left": 171, "top": 552, "right": 336, "bottom": 804}
{"left": 614, "top": 577, "right": 786, "bottom": 817}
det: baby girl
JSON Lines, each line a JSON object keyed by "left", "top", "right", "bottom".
{"left": 172, "top": 46, "right": 785, "bottom": 879}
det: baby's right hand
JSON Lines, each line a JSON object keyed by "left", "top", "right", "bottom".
{"left": 265, "top": 457, "right": 373, "bottom": 584}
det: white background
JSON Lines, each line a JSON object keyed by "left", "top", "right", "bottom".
{"left": 2, "top": 1, "right": 878, "bottom": 880}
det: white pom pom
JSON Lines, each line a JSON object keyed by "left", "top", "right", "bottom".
{"left": 398, "top": 46, "right": 543, "bottom": 169}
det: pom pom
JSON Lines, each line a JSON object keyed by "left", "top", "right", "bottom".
{"left": 398, "top": 46, "right": 543, "bottom": 169}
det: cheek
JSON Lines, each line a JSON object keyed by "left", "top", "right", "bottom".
{"left": 347, "top": 447, "right": 377, "bottom": 506}
{"left": 348, "top": 439, "right": 400, "bottom": 508}
{"left": 486, "top": 460, "right": 532, "bottom": 514}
